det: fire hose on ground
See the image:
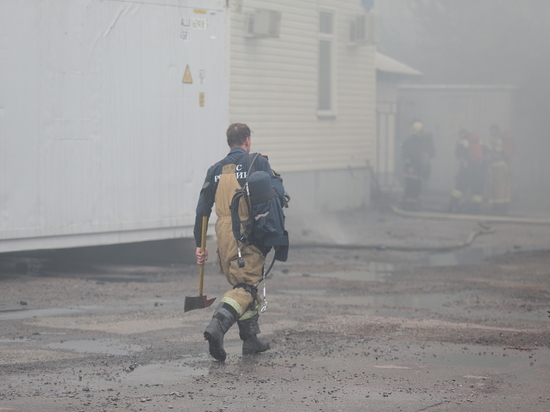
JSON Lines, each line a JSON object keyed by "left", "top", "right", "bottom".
{"left": 293, "top": 206, "right": 550, "bottom": 253}
{"left": 293, "top": 221, "right": 495, "bottom": 253}
{"left": 390, "top": 206, "right": 550, "bottom": 225}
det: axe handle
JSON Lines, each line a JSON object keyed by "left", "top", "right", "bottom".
{"left": 198, "top": 215, "right": 209, "bottom": 295}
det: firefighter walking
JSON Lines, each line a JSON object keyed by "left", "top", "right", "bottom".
{"left": 401, "top": 121, "right": 435, "bottom": 211}
{"left": 193, "top": 123, "right": 288, "bottom": 362}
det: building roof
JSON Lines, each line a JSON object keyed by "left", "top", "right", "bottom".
{"left": 376, "top": 52, "right": 422, "bottom": 77}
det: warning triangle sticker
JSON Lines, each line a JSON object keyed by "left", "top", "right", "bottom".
{"left": 182, "top": 65, "right": 193, "bottom": 84}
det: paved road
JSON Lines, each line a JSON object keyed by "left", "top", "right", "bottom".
{"left": 1, "top": 209, "right": 550, "bottom": 411}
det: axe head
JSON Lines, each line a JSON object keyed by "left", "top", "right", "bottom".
{"left": 184, "top": 295, "right": 216, "bottom": 312}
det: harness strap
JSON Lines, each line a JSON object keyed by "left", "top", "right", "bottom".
{"left": 233, "top": 283, "right": 257, "bottom": 296}
{"left": 230, "top": 153, "right": 261, "bottom": 245}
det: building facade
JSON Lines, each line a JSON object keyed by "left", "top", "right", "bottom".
{"left": 228, "top": 0, "right": 377, "bottom": 211}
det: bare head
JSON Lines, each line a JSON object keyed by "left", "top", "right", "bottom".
{"left": 227, "top": 123, "right": 251, "bottom": 152}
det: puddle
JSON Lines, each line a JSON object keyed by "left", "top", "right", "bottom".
{"left": 285, "top": 245, "right": 543, "bottom": 282}
{"left": 288, "top": 289, "right": 457, "bottom": 311}
{"left": 420, "top": 245, "right": 539, "bottom": 267}
{"left": 331, "top": 293, "right": 455, "bottom": 309}
{"left": 0, "top": 303, "right": 158, "bottom": 321}
{"left": 0, "top": 338, "right": 29, "bottom": 344}
{"left": 423, "top": 351, "right": 516, "bottom": 369}
{"left": 299, "top": 262, "right": 395, "bottom": 282}
{"left": 290, "top": 245, "right": 539, "bottom": 282}
{"left": 285, "top": 289, "right": 544, "bottom": 321}
{"left": 224, "top": 342, "right": 243, "bottom": 357}
{"left": 374, "top": 365, "right": 411, "bottom": 370}
{"left": 123, "top": 362, "right": 208, "bottom": 383}
{"left": 47, "top": 339, "right": 143, "bottom": 355}
{"left": 0, "top": 306, "right": 92, "bottom": 321}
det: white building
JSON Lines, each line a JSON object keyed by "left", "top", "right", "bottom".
{"left": 228, "top": 0, "right": 377, "bottom": 211}
{"left": 0, "top": 0, "right": 378, "bottom": 252}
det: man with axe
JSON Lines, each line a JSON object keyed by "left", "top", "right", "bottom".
{"left": 192, "top": 123, "right": 287, "bottom": 362}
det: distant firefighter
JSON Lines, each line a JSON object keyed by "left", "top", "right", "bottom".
{"left": 489, "top": 124, "right": 513, "bottom": 214}
{"left": 401, "top": 121, "right": 435, "bottom": 211}
{"left": 448, "top": 129, "right": 490, "bottom": 214}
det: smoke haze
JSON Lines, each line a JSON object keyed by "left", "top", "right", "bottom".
{"left": 377, "top": 0, "right": 550, "bottom": 213}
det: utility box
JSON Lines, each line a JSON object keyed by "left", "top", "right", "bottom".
{"left": 245, "top": 8, "right": 281, "bottom": 38}
{"left": 0, "top": 0, "right": 229, "bottom": 252}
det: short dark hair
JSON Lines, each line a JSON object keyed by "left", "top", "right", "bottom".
{"left": 226, "top": 123, "right": 251, "bottom": 147}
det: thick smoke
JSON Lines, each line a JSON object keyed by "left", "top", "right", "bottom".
{"left": 377, "top": 0, "right": 550, "bottom": 213}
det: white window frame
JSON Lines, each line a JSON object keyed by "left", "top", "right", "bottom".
{"left": 317, "top": 9, "right": 337, "bottom": 118}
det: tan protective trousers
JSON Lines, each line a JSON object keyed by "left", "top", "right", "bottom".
{"left": 215, "top": 163, "right": 265, "bottom": 320}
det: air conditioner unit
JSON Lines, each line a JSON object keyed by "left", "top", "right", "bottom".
{"left": 349, "top": 13, "right": 377, "bottom": 44}
{"left": 232, "top": 0, "right": 243, "bottom": 12}
{"left": 245, "top": 9, "right": 281, "bottom": 38}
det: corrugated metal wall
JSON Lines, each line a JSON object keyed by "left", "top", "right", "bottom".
{"left": 229, "top": 0, "right": 376, "bottom": 174}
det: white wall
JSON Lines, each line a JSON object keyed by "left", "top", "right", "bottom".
{"left": 229, "top": 0, "right": 376, "bottom": 210}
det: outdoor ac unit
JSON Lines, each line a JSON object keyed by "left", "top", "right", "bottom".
{"left": 349, "top": 13, "right": 377, "bottom": 44}
{"left": 245, "top": 9, "right": 281, "bottom": 38}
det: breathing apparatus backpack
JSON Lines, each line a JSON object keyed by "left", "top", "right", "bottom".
{"left": 230, "top": 153, "right": 289, "bottom": 265}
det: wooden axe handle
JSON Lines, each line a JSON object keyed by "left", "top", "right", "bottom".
{"left": 198, "top": 215, "right": 208, "bottom": 295}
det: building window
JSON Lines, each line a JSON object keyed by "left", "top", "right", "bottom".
{"left": 318, "top": 10, "right": 335, "bottom": 117}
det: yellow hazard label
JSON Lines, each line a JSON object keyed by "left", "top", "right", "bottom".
{"left": 194, "top": 9, "right": 207, "bottom": 14}
{"left": 199, "top": 92, "right": 205, "bottom": 107}
{"left": 182, "top": 65, "right": 193, "bottom": 84}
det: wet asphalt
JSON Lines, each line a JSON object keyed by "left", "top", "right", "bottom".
{"left": 1, "top": 207, "right": 550, "bottom": 411}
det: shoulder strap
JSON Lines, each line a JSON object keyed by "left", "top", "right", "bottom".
{"left": 229, "top": 152, "right": 260, "bottom": 245}
{"left": 245, "top": 153, "right": 260, "bottom": 179}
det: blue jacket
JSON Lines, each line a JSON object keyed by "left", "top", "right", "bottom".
{"left": 193, "top": 147, "right": 285, "bottom": 247}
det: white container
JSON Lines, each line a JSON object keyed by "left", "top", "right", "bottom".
{"left": 0, "top": 0, "right": 229, "bottom": 252}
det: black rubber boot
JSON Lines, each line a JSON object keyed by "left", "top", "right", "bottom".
{"left": 204, "top": 303, "right": 238, "bottom": 362}
{"left": 238, "top": 314, "right": 271, "bottom": 356}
